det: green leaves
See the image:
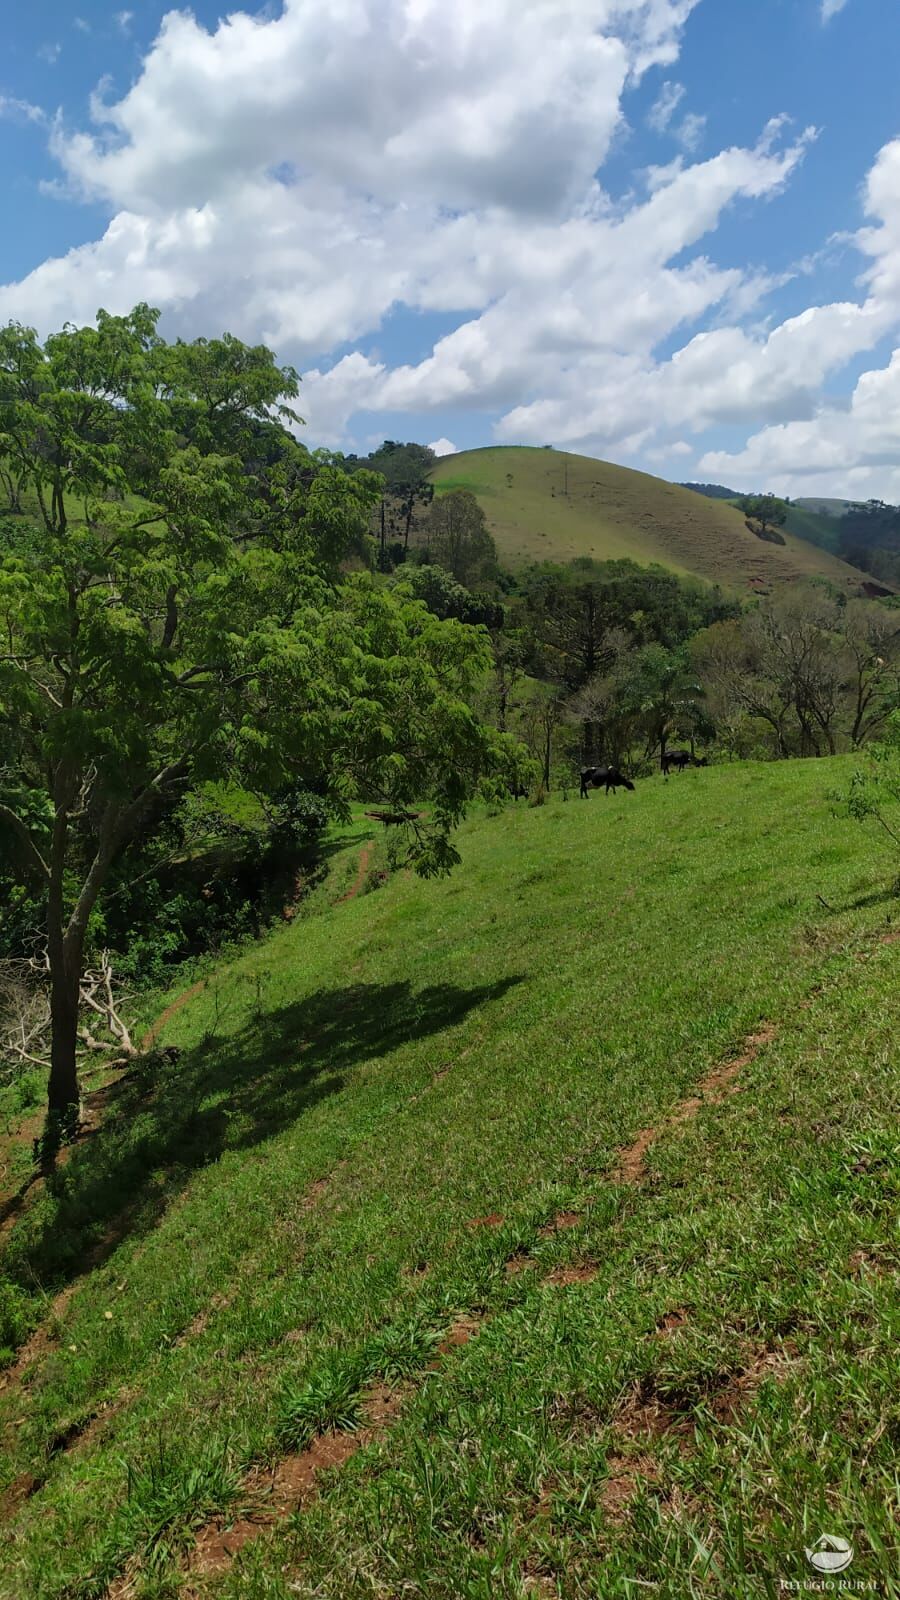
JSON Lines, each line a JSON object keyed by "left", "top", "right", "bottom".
{"left": 844, "top": 711, "right": 900, "bottom": 853}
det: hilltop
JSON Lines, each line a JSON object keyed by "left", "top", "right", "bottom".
{"left": 432, "top": 447, "right": 873, "bottom": 595}
{"left": 0, "top": 761, "right": 896, "bottom": 1597}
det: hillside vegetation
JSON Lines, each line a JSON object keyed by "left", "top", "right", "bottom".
{"left": 432, "top": 448, "right": 871, "bottom": 595}
{"left": 1, "top": 760, "right": 897, "bottom": 1598}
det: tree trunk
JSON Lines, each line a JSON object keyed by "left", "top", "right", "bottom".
{"left": 47, "top": 944, "right": 81, "bottom": 1119}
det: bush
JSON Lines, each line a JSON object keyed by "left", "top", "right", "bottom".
{"left": 844, "top": 711, "right": 900, "bottom": 875}
{"left": 0, "top": 1276, "right": 34, "bottom": 1363}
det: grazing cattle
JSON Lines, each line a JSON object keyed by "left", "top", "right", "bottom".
{"left": 580, "top": 765, "right": 636, "bottom": 798}
{"left": 661, "top": 749, "right": 692, "bottom": 774}
{"left": 661, "top": 750, "right": 708, "bottom": 774}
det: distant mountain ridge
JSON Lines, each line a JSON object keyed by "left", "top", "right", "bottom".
{"left": 678, "top": 481, "right": 741, "bottom": 501}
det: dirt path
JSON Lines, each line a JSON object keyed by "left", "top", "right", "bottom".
{"left": 140, "top": 979, "right": 207, "bottom": 1052}
{"left": 337, "top": 840, "right": 373, "bottom": 904}
{"left": 609, "top": 1023, "right": 777, "bottom": 1185}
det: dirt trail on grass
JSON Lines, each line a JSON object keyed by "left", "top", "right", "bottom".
{"left": 609, "top": 1023, "right": 777, "bottom": 1185}
{"left": 183, "top": 1306, "right": 486, "bottom": 1583}
{"left": 186, "top": 1382, "right": 409, "bottom": 1582}
{"left": 337, "top": 840, "right": 373, "bottom": 904}
{"left": 140, "top": 979, "right": 207, "bottom": 1052}
{"left": 0, "top": 1281, "right": 81, "bottom": 1396}
{"left": 597, "top": 1338, "right": 798, "bottom": 1520}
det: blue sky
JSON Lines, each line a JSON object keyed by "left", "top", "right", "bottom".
{"left": 2, "top": 0, "right": 899, "bottom": 499}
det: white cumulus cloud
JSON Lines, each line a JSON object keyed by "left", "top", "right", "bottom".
{"left": 1, "top": 0, "right": 897, "bottom": 495}
{"left": 428, "top": 438, "right": 458, "bottom": 457}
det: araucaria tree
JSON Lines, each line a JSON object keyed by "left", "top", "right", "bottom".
{"left": 0, "top": 307, "right": 511, "bottom": 1137}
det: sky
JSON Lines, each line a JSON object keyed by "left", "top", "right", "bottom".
{"left": 1, "top": 0, "right": 899, "bottom": 500}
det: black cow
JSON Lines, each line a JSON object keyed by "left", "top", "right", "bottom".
{"left": 661, "top": 750, "right": 708, "bottom": 774}
{"left": 580, "top": 765, "right": 636, "bottom": 798}
{"left": 661, "top": 749, "right": 692, "bottom": 774}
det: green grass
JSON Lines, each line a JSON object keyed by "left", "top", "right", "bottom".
{"left": 0, "top": 760, "right": 898, "bottom": 1597}
{"left": 432, "top": 447, "right": 872, "bottom": 596}
{"left": 780, "top": 502, "right": 843, "bottom": 556}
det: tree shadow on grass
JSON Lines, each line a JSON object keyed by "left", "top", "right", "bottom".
{"left": 820, "top": 885, "right": 900, "bottom": 915}
{"left": 0, "top": 973, "right": 524, "bottom": 1297}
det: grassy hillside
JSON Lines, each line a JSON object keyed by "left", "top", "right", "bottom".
{"left": 781, "top": 502, "right": 843, "bottom": 555}
{"left": 1, "top": 765, "right": 898, "bottom": 1598}
{"left": 432, "top": 448, "right": 871, "bottom": 596}
{"left": 794, "top": 498, "right": 855, "bottom": 518}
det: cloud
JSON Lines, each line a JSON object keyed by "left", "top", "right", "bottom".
{"left": 37, "top": 42, "right": 61, "bottom": 65}
{"left": 115, "top": 11, "right": 134, "bottom": 32}
{"left": 0, "top": 96, "right": 46, "bottom": 126}
{"left": 648, "top": 80, "right": 685, "bottom": 133}
{"left": 647, "top": 78, "right": 704, "bottom": 153}
{"left": 50, "top": 0, "right": 666, "bottom": 217}
{"left": 821, "top": 0, "right": 848, "bottom": 20}
{"left": 677, "top": 111, "right": 706, "bottom": 152}
{"left": 2, "top": 0, "right": 898, "bottom": 495}
{"left": 74, "top": 17, "right": 91, "bottom": 34}
{"left": 694, "top": 136, "right": 900, "bottom": 496}
{"left": 697, "top": 350, "right": 900, "bottom": 500}
{"left": 428, "top": 438, "right": 458, "bottom": 457}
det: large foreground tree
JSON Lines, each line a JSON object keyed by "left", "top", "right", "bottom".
{"left": 0, "top": 308, "right": 511, "bottom": 1136}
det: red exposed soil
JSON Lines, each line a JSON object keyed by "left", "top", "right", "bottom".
{"left": 848, "top": 1247, "right": 890, "bottom": 1277}
{"left": 600, "top": 1450, "right": 663, "bottom": 1517}
{"left": 173, "top": 1292, "right": 232, "bottom": 1350}
{"left": 597, "top": 1339, "right": 796, "bottom": 1519}
{"left": 522, "top": 1575, "right": 558, "bottom": 1598}
{"left": 505, "top": 1251, "right": 538, "bottom": 1277}
{"left": 538, "top": 1211, "right": 583, "bottom": 1238}
{"left": 466, "top": 1212, "right": 504, "bottom": 1230}
{"left": 654, "top": 1307, "right": 689, "bottom": 1336}
{"left": 708, "top": 1341, "right": 798, "bottom": 1422}
{"left": 66, "top": 1389, "right": 135, "bottom": 1456}
{"left": 188, "top": 1384, "right": 406, "bottom": 1579}
{"left": 436, "top": 1315, "right": 483, "bottom": 1356}
{"left": 544, "top": 1264, "right": 597, "bottom": 1287}
{"left": 0, "top": 1281, "right": 80, "bottom": 1392}
{"left": 609, "top": 1023, "right": 776, "bottom": 1185}
{"left": 599, "top": 1383, "right": 690, "bottom": 1519}
{"left": 0, "top": 1471, "right": 39, "bottom": 1520}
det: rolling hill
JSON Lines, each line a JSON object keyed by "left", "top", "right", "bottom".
{"left": 782, "top": 500, "right": 844, "bottom": 555}
{"left": 0, "top": 762, "right": 897, "bottom": 1596}
{"left": 431, "top": 447, "right": 875, "bottom": 595}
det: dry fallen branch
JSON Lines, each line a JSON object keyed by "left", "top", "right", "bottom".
{"left": 0, "top": 950, "right": 136, "bottom": 1081}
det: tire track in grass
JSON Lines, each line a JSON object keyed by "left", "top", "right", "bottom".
{"left": 25, "top": 935, "right": 896, "bottom": 1584}
{"left": 181, "top": 1344, "right": 464, "bottom": 1584}
{"left": 188, "top": 1384, "right": 405, "bottom": 1581}
{"left": 608, "top": 1022, "right": 777, "bottom": 1185}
